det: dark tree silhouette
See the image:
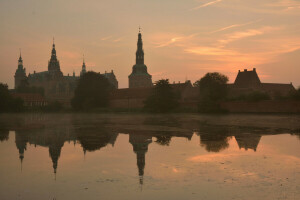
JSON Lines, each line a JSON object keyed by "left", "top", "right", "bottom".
{"left": 194, "top": 72, "right": 228, "bottom": 112}
{"left": 0, "top": 83, "right": 24, "bottom": 112}
{"left": 144, "top": 79, "right": 179, "bottom": 112}
{"left": 155, "top": 135, "right": 172, "bottom": 146}
{"left": 71, "top": 72, "right": 111, "bottom": 110}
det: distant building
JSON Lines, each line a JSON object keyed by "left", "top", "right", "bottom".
{"left": 128, "top": 31, "right": 152, "bottom": 88}
{"left": 11, "top": 93, "right": 48, "bottom": 107}
{"left": 14, "top": 41, "right": 118, "bottom": 104}
{"left": 229, "top": 68, "right": 295, "bottom": 98}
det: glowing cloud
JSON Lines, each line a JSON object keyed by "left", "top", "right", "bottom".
{"left": 192, "top": 0, "right": 223, "bottom": 10}
{"left": 209, "top": 19, "right": 263, "bottom": 34}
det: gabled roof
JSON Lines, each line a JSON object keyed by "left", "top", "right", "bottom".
{"left": 234, "top": 68, "right": 261, "bottom": 87}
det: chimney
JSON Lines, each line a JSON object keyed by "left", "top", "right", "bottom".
{"left": 253, "top": 68, "right": 256, "bottom": 71}
{"left": 244, "top": 69, "right": 247, "bottom": 72}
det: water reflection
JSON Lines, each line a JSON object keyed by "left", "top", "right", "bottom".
{"left": 1, "top": 114, "right": 300, "bottom": 187}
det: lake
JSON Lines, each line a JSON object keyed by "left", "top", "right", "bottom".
{"left": 0, "top": 113, "right": 299, "bottom": 200}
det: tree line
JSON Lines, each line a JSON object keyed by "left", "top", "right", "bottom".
{"left": 1, "top": 71, "right": 300, "bottom": 113}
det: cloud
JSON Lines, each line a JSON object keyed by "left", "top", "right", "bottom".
{"left": 192, "top": 0, "right": 223, "bottom": 10}
{"left": 155, "top": 37, "right": 184, "bottom": 48}
{"left": 209, "top": 19, "right": 263, "bottom": 34}
{"left": 184, "top": 46, "right": 238, "bottom": 56}
{"left": 101, "top": 36, "right": 113, "bottom": 41}
{"left": 218, "top": 26, "right": 280, "bottom": 46}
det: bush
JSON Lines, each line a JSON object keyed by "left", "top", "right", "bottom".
{"left": 195, "top": 72, "right": 229, "bottom": 113}
{"left": 0, "top": 83, "right": 24, "bottom": 112}
{"left": 71, "top": 71, "right": 112, "bottom": 110}
{"left": 144, "top": 79, "right": 179, "bottom": 113}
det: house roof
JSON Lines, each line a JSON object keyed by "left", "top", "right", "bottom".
{"left": 234, "top": 69, "right": 261, "bottom": 87}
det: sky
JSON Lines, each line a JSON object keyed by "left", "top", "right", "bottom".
{"left": 0, "top": 0, "right": 299, "bottom": 89}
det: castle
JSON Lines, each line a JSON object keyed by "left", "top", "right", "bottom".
{"left": 14, "top": 40, "right": 118, "bottom": 104}
{"left": 14, "top": 31, "right": 296, "bottom": 108}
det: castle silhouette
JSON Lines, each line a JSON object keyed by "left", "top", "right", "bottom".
{"left": 13, "top": 30, "right": 295, "bottom": 108}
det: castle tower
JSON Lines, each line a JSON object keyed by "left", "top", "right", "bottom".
{"left": 128, "top": 29, "right": 152, "bottom": 88}
{"left": 14, "top": 51, "right": 27, "bottom": 89}
{"left": 80, "top": 55, "right": 87, "bottom": 76}
{"left": 129, "top": 134, "right": 152, "bottom": 185}
{"left": 48, "top": 39, "right": 63, "bottom": 78}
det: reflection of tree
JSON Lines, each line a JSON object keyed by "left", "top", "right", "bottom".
{"left": 196, "top": 124, "right": 230, "bottom": 152}
{"left": 155, "top": 135, "right": 172, "bottom": 146}
{"left": 199, "top": 134, "right": 230, "bottom": 152}
{"left": 76, "top": 126, "right": 118, "bottom": 152}
{"left": 0, "top": 129, "right": 9, "bottom": 141}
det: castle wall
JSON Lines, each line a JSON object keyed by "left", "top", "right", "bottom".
{"left": 220, "top": 100, "right": 300, "bottom": 113}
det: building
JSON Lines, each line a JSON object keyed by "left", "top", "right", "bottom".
{"left": 128, "top": 30, "right": 152, "bottom": 88}
{"left": 14, "top": 52, "right": 27, "bottom": 89}
{"left": 228, "top": 68, "right": 295, "bottom": 98}
{"left": 14, "top": 40, "right": 118, "bottom": 104}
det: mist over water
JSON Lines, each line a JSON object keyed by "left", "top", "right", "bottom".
{"left": 0, "top": 113, "right": 299, "bottom": 200}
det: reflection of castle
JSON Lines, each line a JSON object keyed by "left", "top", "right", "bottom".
{"left": 129, "top": 134, "right": 152, "bottom": 185}
{"left": 14, "top": 41, "right": 118, "bottom": 103}
{"left": 235, "top": 134, "right": 262, "bottom": 152}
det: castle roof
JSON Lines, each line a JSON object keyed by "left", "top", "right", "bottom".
{"left": 234, "top": 68, "right": 261, "bottom": 87}
{"left": 261, "top": 83, "right": 295, "bottom": 95}
{"left": 28, "top": 71, "right": 49, "bottom": 81}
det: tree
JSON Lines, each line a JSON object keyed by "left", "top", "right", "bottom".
{"left": 0, "top": 83, "right": 24, "bottom": 112}
{"left": 144, "top": 79, "right": 179, "bottom": 112}
{"left": 195, "top": 72, "right": 229, "bottom": 112}
{"left": 0, "top": 83, "right": 11, "bottom": 112}
{"left": 71, "top": 71, "right": 111, "bottom": 110}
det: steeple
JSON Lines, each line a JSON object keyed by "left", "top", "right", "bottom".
{"left": 18, "top": 48, "right": 23, "bottom": 65}
{"left": 48, "top": 38, "right": 62, "bottom": 77}
{"left": 80, "top": 54, "right": 87, "bottom": 76}
{"left": 136, "top": 28, "right": 144, "bottom": 65}
{"left": 51, "top": 37, "right": 57, "bottom": 59}
{"left": 128, "top": 29, "right": 152, "bottom": 88}
{"left": 15, "top": 50, "right": 27, "bottom": 89}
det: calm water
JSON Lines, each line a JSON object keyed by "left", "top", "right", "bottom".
{"left": 0, "top": 113, "right": 299, "bottom": 200}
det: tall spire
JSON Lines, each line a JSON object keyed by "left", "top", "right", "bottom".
{"left": 19, "top": 48, "right": 22, "bottom": 60}
{"left": 136, "top": 29, "right": 144, "bottom": 65}
{"left": 80, "top": 54, "right": 87, "bottom": 76}
{"left": 52, "top": 37, "right": 56, "bottom": 57}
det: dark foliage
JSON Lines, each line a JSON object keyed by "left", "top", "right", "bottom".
{"left": 0, "top": 83, "right": 24, "bottom": 112}
{"left": 71, "top": 71, "right": 111, "bottom": 110}
{"left": 155, "top": 135, "right": 172, "bottom": 146}
{"left": 287, "top": 87, "right": 300, "bottom": 100}
{"left": 16, "top": 79, "right": 44, "bottom": 96}
{"left": 195, "top": 72, "right": 229, "bottom": 113}
{"left": 144, "top": 79, "right": 179, "bottom": 112}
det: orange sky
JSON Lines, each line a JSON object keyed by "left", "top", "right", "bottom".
{"left": 0, "top": 0, "right": 299, "bottom": 88}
